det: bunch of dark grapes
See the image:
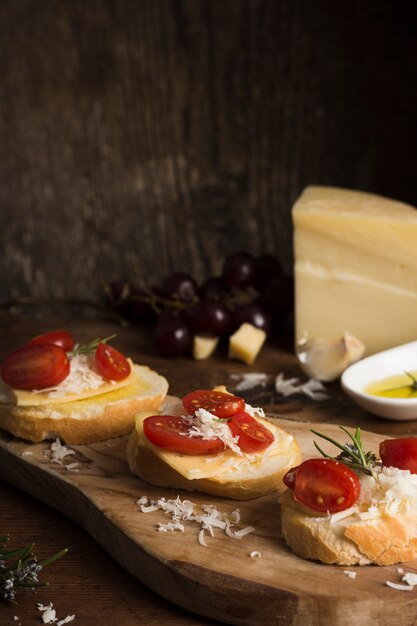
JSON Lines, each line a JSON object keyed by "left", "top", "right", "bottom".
{"left": 104, "top": 252, "right": 293, "bottom": 357}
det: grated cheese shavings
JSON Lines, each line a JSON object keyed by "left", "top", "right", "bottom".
{"left": 37, "top": 602, "right": 75, "bottom": 625}
{"left": 137, "top": 496, "right": 255, "bottom": 546}
{"left": 244, "top": 403, "right": 265, "bottom": 418}
{"left": 249, "top": 551, "right": 262, "bottom": 558}
{"left": 36, "top": 354, "right": 107, "bottom": 398}
{"left": 342, "top": 570, "right": 357, "bottom": 579}
{"left": 230, "top": 372, "right": 268, "bottom": 391}
{"left": 49, "top": 439, "right": 76, "bottom": 465}
{"left": 385, "top": 581, "right": 414, "bottom": 591}
{"left": 402, "top": 573, "right": 417, "bottom": 586}
{"left": 275, "top": 373, "right": 329, "bottom": 401}
{"left": 183, "top": 408, "right": 242, "bottom": 455}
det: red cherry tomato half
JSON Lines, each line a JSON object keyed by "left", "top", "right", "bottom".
{"left": 143, "top": 415, "right": 225, "bottom": 455}
{"left": 95, "top": 343, "right": 131, "bottom": 381}
{"left": 29, "top": 330, "right": 75, "bottom": 352}
{"left": 283, "top": 458, "right": 361, "bottom": 513}
{"left": 0, "top": 344, "right": 70, "bottom": 390}
{"left": 182, "top": 389, "right": 245, "bottom": 418}
{"left": 283, "top": 466, "right": 298, "bottom": 491}
{"left": 379, "top": 438, "right": 417, "bottom": 473}
{"left": 228, "top": 412, "right": 274, "bottom": 453}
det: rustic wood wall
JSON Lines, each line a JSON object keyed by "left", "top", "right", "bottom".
{"left": 0, "top": 0, "right": 416, "bottom": 303}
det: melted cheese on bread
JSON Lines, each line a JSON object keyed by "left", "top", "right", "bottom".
{"left": 135, "top": 411, "right": 296, "bottom": 481}
{"left": 0, "top": 358, "right": 137, "bottom": 406}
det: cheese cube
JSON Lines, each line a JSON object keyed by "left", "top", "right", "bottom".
{"left": 193, "top": 334, "right": 219, "bottom": 360}
{"left": 228, "top": 323, "right": 266, "bottom": 365}
{"left": 293, "top": 186, "right": 417, "bottom": 356}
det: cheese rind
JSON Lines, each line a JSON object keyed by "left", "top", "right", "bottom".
{"left": 293, "top": 186, "right": 417, "bottom": 356}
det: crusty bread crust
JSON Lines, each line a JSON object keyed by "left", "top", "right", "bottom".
{"left": 127, "top": 409, "right": 302, "bottom": 501}
{"left": 0, "top": 365, "right": 168, "bottom": 444}
{"left": 280, "top": 490, "right": 417, "bottom": 566}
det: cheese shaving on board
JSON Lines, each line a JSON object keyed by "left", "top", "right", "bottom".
{"left": 230, "top": 372, "right": 268, "bottom": 391}
{"left": 137, "top": 495, "right": 255, "bottom": 545}
{"left": 275, "top": 374, "right": 329, "bottom": 401}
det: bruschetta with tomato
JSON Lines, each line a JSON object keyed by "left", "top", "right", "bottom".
{"left": 280, "top": 427, "right": 417, "bottom": 565}
{"left": 0, "top": 331, "right": 168, "bottom": 444}
{"left": 127, "top": 388, "right": 302, "bottom": 500}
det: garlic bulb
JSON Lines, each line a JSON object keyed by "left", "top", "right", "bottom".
{"left": 296, "top": 332, "right": 365, "bottom": 382}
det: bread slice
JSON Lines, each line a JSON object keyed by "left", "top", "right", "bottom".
{"left": 280, "top": 490, "right": 417, "bottom": 566}
{"left": 0, "top": 365, "right": 168, "bottom": 444}
{"left": 127, "top": 398, "right": 302, "bottom": 500}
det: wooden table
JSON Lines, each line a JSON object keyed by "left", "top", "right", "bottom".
{"left": 1, "top": 315, "right": 416, "bottom": 625}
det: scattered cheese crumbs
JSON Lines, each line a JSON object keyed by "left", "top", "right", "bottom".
{"left": 402, "top": 573, "right": 417, "bottom": 586}
{"left": 49, "top": 439, "right": 76, "bottom": 465}
{"left": 249, "top": 551, "right": 262, "bottom": 558}
{"left": 342, "top": 570, "right": 357, "bottom": 579}
{"left": 57, "top": 617, "right": 75, "bottom": 626}
{"left": 230, "top": 372, "right": 268, "bottom": 391}
{"left": 244, "top": 403, "right": 265, "bottom": 418}
{"left": 397, "top": 568, "right": 404, "bottom": 574}
{"left": 37, "top": 603, "right": 57, "bottom": 624}
{"left": 13, "top": 617, "right": 19, "bottom": 622}
{"left": 65, "top": 462, "right": 79, "bottom": 472}
{"left": 45, "top": 354, "right": 107, "bottom": 398}
{"left": 385, "top": 581, "right": 414, "bottom": 591}
{"left": 198, "top": 529, "right": 207, "bottom": 546}
{"left": 37, "top": 603, "right": 75, "bottom": 625}
{"left": 183, "top": 408, "right": 242, "bottom": 455}
{"left": 137, "top": 496, "right": 255, "bottom": 545}
{"left": 275, "top": 374, "right": 329, "bottom": 401}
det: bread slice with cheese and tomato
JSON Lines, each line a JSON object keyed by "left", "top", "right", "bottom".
{"left": 280, "top": 431, "right": 417, "bottom": 566}
{"left": 0, "top": 331, "right": 168, "bottom": 444}
{"left": 127, "top": 389, "right": 302, "bottom": 501}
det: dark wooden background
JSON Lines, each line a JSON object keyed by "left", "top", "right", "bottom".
{"left": 0, "top": 0, "right": 416, "bottom": 304}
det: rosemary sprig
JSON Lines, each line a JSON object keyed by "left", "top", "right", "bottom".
{"left": 379, "top": 370, "right": 417, "bottom": 395}
{"left": 311, "top": 426, "right": 378, "bottom": 477}
{"left": 68, "top": 334, "right": 116, "bottom": 357}
{"left": 0, "top": 534, "right": 67, "bottom": 604}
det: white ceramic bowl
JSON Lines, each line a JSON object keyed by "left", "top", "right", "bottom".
{"left": 341, "top": 340, "right": 417, "bottom": 421}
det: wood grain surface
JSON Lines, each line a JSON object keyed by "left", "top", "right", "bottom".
{"left": 0, "top": 0, "right": 416, "bottom": 302}
{"left": 2, "top": 416, "right": 417, "bottom": 626}
{"left": 2, "top": 317, "right": 417, "bottom": 625}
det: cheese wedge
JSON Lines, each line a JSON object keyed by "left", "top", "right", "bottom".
{"left": 228, "top": 323, "right": 266, "bottom": 364}
{"left": 293, "top": 186, "right": 417, "bottom": 356}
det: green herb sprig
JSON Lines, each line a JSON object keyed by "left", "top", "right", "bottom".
{"left": 311, "top": 426, "right": 378, "bottom": 477}
{"left": 0, "top": 534, "right": 67, "bottom": 604}
{"left": 68, "top": 334, "right": 116, "bottom": 357}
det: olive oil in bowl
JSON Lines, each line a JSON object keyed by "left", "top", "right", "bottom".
{"left": 364, "top": 371, "right": 417, "bottom": 399}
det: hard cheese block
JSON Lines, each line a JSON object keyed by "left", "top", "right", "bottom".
{"left": 293, "top": 186, "right": 417, "bottom": 356}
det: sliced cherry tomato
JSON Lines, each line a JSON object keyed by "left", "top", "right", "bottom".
{"left": 380, "top": 438, "right": 417, "bottom": 473}
{"left": 283, "top": 466, "right": 298, "bottom": 491}
{"left": 0, "top": 344, "right": 70, "bottom": 390}
{"left": 228, "top": 411, "right": 274, "bottom": 453}
{"left": 283, "top": 458, "right": 361, "bottom": 513}
{"left": 95, "top": 343, "right": 131, "bottom": 381}
{"left": 29, "top": 330, "right": 75, "bottom": 352}
{"left": 143, "top": 415, "right": 225, "bottom": 455}
{"left": 183, "top": 389, "right": 245, "bottom": 418}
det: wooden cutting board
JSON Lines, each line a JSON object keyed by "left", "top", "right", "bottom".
{"left": 1, "top": 410, "right": 416, "bottom": 626}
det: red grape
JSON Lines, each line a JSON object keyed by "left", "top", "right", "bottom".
{"left": 187, "top": 301, "right": 231, "bottom": 337}
{"left": 155, "top": 314, "right": 192, "bottom": 357}
{"left": 159, "top": 273, "right": 197, "bottom": 303}
{"left": 127, "top": 287, "right": 156, "bottom": 323}
{"left": 222, "top": 252, "right": 257, "bottom": 289}
{"left": 198, "top": 277, "right": 228, "bottom": 301}
{"left": 232, "top": 304, "right": 272, "bottom": 336}
{"left": 255, "top": 255, "right": 282, "bottom": 290}
{"left": 260, "top": 275, "right": 294, "bottom": 314}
